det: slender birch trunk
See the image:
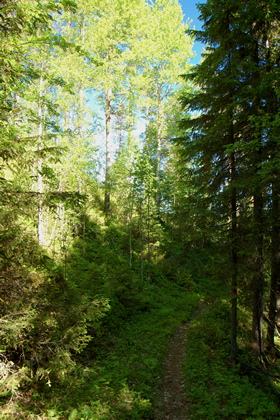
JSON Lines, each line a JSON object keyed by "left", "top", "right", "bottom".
{"left": 104, "top": 87, "right": 112, "bottom": 216}
{"left": 37, "top": 66, "right": 45, "bottom": 245}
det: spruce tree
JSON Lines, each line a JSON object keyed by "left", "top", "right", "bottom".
{"left": 179, "top": 0, "right": 280, "bottom": 359}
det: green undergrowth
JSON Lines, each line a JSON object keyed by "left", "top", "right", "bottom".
{"left": 23, "top": 282, "right": 199, "bottom": 419}
{"left": 184, "top": 300, "right": 280, "bottom": 420}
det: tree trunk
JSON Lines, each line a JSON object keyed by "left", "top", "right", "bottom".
{"left": 251, "top": 189, "right": 264, "bottom": 360}
{"left": 250, "top": 35, "right": 264, "bottom": 360}
{"left": 267, "top": 183, "right": 280, "bottom": 349}
{"left": 229, "top": 152, "right": 238, "bottom": 361}
{"left": 37, "top": 68, "right": 45, "bottom": 245}
{"left": 104, "top": 88, "right": 112, "bottom": 216}
{"left": 265, "top": 34, "right": 279, "bottom": 351}
{"left": 155, "top": 86, "right": 163, "bottom": 209}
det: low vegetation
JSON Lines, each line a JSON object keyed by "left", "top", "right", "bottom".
{"left": 1, "top": 0, "right": 280, "bottom": 418}
{"left": 184, "top": 299, "right": 280, "bottom": 420}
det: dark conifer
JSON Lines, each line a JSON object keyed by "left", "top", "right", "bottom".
{"left": 179, "top": 0, "right": 280, "bottom": 359}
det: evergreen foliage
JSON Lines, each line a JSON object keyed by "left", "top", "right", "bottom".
{"left": 1, "top": 0, "right": 280, "bottom": 418}
{"left": 178, "top": 0, "right": 280, "bottom": 361}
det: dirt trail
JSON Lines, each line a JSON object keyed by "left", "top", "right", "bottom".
{"left": 153, "top": 306, "right": 206, "bottom": 420}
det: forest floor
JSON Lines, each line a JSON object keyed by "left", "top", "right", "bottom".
{"left": 153, "top": 305, "right": 207, "bottom": 419}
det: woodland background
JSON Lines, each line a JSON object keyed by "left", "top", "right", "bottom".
{"left": 0, "top": 0, "right": 280, "bottom": 418}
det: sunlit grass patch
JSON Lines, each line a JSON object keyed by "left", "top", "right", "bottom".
{"left": 23, "top": 283, "right": 198, "bottom": 419}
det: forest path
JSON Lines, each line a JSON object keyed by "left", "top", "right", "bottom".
{"left": 153, "top": 305, "right": 207, "bottom": 420}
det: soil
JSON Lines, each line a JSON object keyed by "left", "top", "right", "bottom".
{"left": 153, "top": 306, "right": 206, "bottom": 420}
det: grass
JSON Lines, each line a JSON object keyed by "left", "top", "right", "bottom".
{"left": 183, "top": 299, "right": 280, "bottom": 420}
{"left": 21, "top": 281, "right": 199, "bottom": 419}
{"left": 4, "top": 264, "right": 279, "bottom": 420}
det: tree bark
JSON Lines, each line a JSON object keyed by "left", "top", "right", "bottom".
{"left": 251, "top": 188, "right": 264, "bottom": 360}
{"left": 250, "top": 33, "right": 264, "bottom": 360}
{"left": 155, "top": 87, "right": 163, "bottom": 210}
{"left": 267, "top": 183, "right": 280, "bottom": 349}
{"left": 265, "top": 34, "right": 279, "bottom": 351}
{"left": 37, "top": 67, "right": 45, "bottom": 245}
{"left": 104, "top": 88, "right": 112, "bottom": 216}
{"left": 229, "top": 151, "right": 238, "bottom": 361}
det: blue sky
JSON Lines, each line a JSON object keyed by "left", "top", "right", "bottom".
{"left": 178, "top": 0, "right": 206, "bottom": 64}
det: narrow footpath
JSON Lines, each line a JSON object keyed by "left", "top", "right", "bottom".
{"left": 153, "top": 306, "right": 206, "bottom": 419}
